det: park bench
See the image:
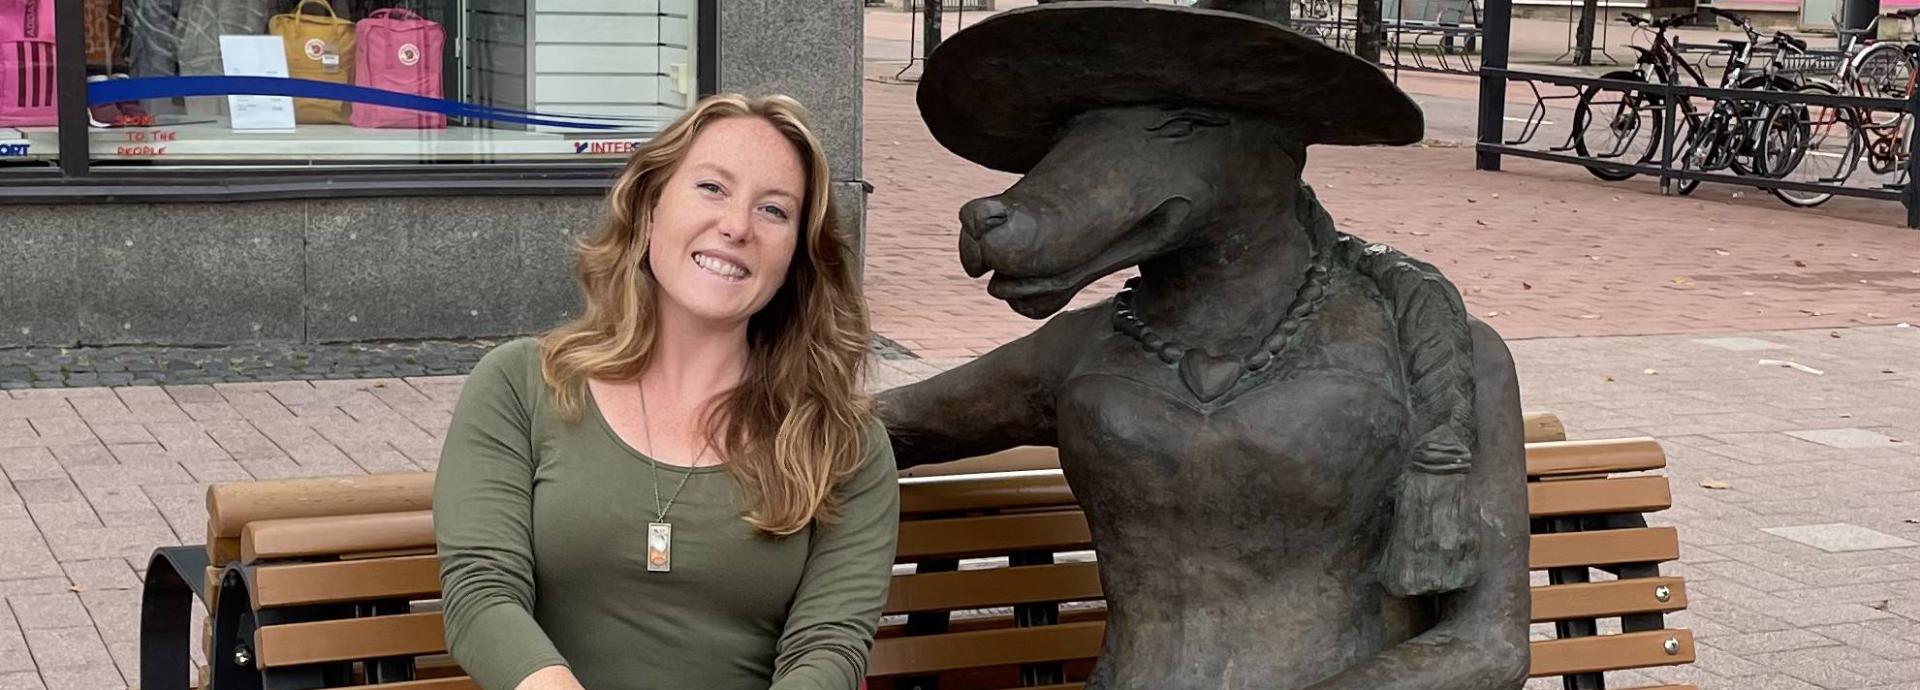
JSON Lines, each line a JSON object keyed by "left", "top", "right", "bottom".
{"left": 139, "top": 412, "right": 1696, "bottom": 690}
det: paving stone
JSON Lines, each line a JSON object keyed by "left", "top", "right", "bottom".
{"left": 0, "top": 449, "right": 61, "bottom": 483}
{"left": 5, "top": 593, "right": 86, "bottom": 631}
{"left": 0, "top": 672, "right": 43, "bottom": 690}
{"left": 22, "top": 627, "right": 121, "bottom": 689}
{"left": 1704, "top": 629, "right": 1845, "bottom": 656}
{"left": 1763, "top": 523, "right": 1919, "bottom": 553}
{"left": 57, "top": 560, "right": 136, "bottom": 594}
{"left": 1787, "top": 427, "right": 1910, "bottom": 449}
{"left": 44, "top": 445, "right": 112, "bottom": 471}
{"left": 1693, "top": 336, "right": 1790, "bottom": 351}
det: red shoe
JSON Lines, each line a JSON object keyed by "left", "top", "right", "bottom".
{"left": 109, "top": 75, "right": 154, "bottom": 126}
{"left": 88, "top": 102, "right": 124, "bottom": 128}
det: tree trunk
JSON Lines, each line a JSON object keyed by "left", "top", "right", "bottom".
{"left": 1355, "top": 0, "right": 1383, "bottom": 64}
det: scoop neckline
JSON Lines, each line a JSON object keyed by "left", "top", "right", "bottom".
{"left": 584, "top": 384, "right": 731, "bottom": 475}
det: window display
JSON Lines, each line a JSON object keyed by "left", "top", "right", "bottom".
{"left": 0, "top": 0, "right": 703, "bottom": 166}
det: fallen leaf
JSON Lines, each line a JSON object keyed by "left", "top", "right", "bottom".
{"left": 1522, "top": 282, "right": 1533, "bottom": 290}
{"left": 1742, "top": 291, "right": 1756, "bottom": 296}
{"left": 1714, "top": 249, "right": 1731, "bottom": 256}
{"left": 68, "top": 585, "right": 83, "bottom": 593}
{"left": 1485, "top": 311, "right": 1501, "bottom": 317}
{"left": 1491, "top": 193, "right": 1501, "bottom": 199}
{"left": 1476, "top": 220, "right": 1489, "bottom": 226}
{"left": 1794, "top": 260, "right": 1808, "bottom": 267}
{"left": 1467, "top": 197, "right": 1478, "bottom": 203}
{"left": 1840, "top": 414, "right": 1853, "bottom": 418}
{"left": 1409, "top": 230, "right": 1431, "bottom": 236}
{"left": 1906, "top": 519, "right": 1920, "bottom": 524}
{"left": 1578, "top": 314, "right": 1601, "bottom": 320}
{"left": 1831, "top": 332, "right": 1842, "bottom": 338}
{"left": 1604, "top": 375, "right": 1616, "bottom": 382}
{"left": 1871, "top": 600, "right": 1893, "bottom": 610}
{"left": 1885, "top": 370, "right": 1898, "bottom": 374}
{"left": 1672, "top": 277, "right": 1693, "bottom": 285}
{"left": 1701, "top": 480, "right": 1731, "bottom": 490}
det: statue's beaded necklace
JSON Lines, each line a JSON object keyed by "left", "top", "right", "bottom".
{"left": 1110, "top": 238, "right": 1335, "bottom": 402}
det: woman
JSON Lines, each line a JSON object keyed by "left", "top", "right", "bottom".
{"left": 433, "top": 93, "right": 899, "bottom": 690}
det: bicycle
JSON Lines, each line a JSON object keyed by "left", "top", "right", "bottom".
{"left": 1770, "top": 10, "right": 1920, "bottom": 207}
{"left": 1669, "top": 9, "right": 1811, "bottom": 196}
{"left": 1569, "top": 11, "right": 1694, "bottom": 181}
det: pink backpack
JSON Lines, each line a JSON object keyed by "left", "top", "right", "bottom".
{"left": 0, "top": 0, "right": 57, "bottom": 127}
{"left": 352, "top": 8, "right": 445, "bottom": 129}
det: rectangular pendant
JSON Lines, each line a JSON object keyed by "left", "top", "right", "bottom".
{"left": 646, "top": 522, "right": 673, "bottom": 572}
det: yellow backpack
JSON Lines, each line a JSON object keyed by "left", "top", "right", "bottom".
{"left": 269, "top": 0, "right": 356, "bottom": 124}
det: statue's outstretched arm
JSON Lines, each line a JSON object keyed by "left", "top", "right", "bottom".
{"left": 875, "top": 307, "right": 1094, "bottom": 470}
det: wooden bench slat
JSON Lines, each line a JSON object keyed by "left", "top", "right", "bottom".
{"left": 1532, "top": 577, "right": 1687, "bottom": 622}
{"left": 1529, "top": 629, "right": 1696, "bottom": 677}
{"left": 1531, "top": 527, "right": 1680, "bottom": 570}
{"left": 896, "top": 412, "right": 1563, "bottom": 481}
{"left": 868, "top": 620, "right": 1105, "bottom": 676}
{"left": 342, "top": 678, "right": 477, "bottom": 690}
{"left": 897, "top": 511, "right": 1093, "bottom": 561}
{"left": 887, "top": 562, "right": 1103, "bottom": 615}
{"left": 1528, "top": 476, "right": 1673, "bottom": 517}
{"left": 900, "top": 447, "right": 1063, "bottom": 478}
{"left": 211, "top": 473, "right": 437, "bottom": 539}
{"left": 251, "top": 555, "right": 442, "bottom": 608}
{"left": 243, "top": 511, "right": 436, "bottom": 562}
{"left": 879, "top": 607, "right": 1109, "bottom": 639}
{"left": 900, "top": 470, "right": 1079, "bottom": 515}
{"left": 254, "top": 612, "right": 447, "bottom": 668}
{"left": 1527, "top": 439, "right": 1667, "bottom": 478}
{"left": 1524, "top": 412, "right": 1568, "bottom": 444}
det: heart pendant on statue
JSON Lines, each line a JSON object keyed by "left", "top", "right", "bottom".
{"left": 1178, "top": 349, "right": 1244, "bottom": 402}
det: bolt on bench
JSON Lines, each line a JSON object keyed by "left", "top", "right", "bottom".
{"left": 139, "top": 412, "right": 1694, "bottom": 690}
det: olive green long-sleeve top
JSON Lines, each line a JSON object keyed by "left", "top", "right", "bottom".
{"left": 432, "top": 338, "right": 900, "bottom": 690}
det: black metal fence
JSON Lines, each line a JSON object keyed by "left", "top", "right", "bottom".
{"left": 1476, "top": 67, "right": 1920, "bottom": 226}
{"left": 1291, "top": 16, "right": 1485, "bottom": 76}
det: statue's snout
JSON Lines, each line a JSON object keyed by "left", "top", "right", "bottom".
{"left": 960, "top": 197, "right": 1011, "bottom": 241}
{"left": 958, "top": 196, "right": 1040, "bottom": 279}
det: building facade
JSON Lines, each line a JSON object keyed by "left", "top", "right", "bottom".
{"left": 1, "top": 0, "right": 862, "bottom": 348}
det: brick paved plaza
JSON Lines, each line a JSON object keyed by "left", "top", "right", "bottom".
{"left": 0, "top": 6, "right": 1917, "bottom": 689}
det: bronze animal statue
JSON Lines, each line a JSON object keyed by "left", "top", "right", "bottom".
{"left": 875, "top": 3, "right": 1531, "bottom": 689}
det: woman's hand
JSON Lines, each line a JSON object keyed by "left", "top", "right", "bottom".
{"left": 513, "top": 665, "right": 586, "bottom": 690}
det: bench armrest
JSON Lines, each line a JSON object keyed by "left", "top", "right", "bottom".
{"left": 140, "top": 545, "right": 212, "bottom": 690}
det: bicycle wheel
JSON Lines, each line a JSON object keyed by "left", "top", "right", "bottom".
{"left": 1731, "top": 75, "right": 1801, "bottom": 177}
{"left": 1849, "top": 43, "right": 1916, "bottom": 127}
{"left": 1769, "top": 81, "right": 1861, "bottom": 207}
{"left": 1675, "top": 113, "right": 1723, "bottom": 196}
{"left": 1574, "top": 71, "right": 1662, "bottom": 182}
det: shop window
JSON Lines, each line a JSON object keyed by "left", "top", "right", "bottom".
{"left": 0, "top": 0, "right": 704, "bottom": 168}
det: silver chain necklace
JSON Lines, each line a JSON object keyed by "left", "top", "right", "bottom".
{"left": 639, "top": 379, "right": 706, "bottom": 573}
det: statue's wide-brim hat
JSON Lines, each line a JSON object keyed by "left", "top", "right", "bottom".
{"left": 916, "top": 1, "right": 1425, "bottom": 174}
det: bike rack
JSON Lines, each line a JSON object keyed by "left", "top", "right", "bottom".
{"left": 1479, "top": 66, "right": 1920, "bottom": 225}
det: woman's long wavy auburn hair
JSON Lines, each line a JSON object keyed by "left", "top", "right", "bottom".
{"left": 536, "top": 93, "right": 872, "bottom": 537}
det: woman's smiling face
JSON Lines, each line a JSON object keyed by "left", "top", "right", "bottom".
{"left": 645, "top": 115, "right": 808, "bottom": 330}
